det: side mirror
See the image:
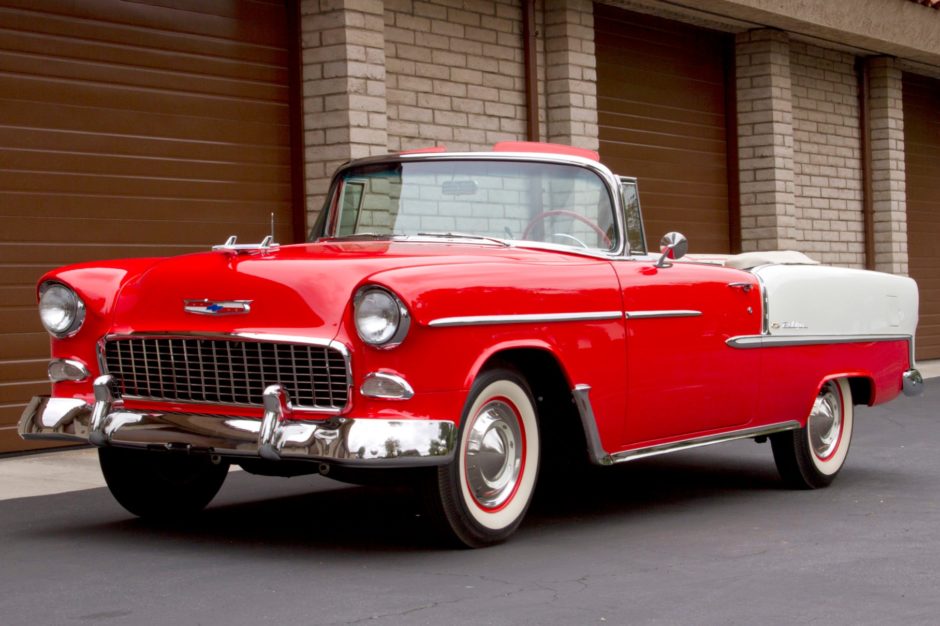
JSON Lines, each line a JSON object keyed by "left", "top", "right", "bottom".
{"left": 655, "top": 232, "right": 688, "bottom": 268}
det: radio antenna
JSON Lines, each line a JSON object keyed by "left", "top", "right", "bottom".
{"left": 270, "top": 212, "right": 275, "bottom": 241}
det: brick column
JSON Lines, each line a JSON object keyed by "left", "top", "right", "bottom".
{"left": 543, "top": 0, "right": 598, "bottom": 150}
{"left": 300, "top": 0, "right": 388, "bottom": 221}
{"left": 867, "top": 56, "right": 909, "bottom": 275}
{"left": 736, "top": 29, "right": 797, "bottom": 251}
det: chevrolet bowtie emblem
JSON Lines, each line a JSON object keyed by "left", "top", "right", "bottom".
{"left": 184, "top": 299, "right": 252, "bottom": 315}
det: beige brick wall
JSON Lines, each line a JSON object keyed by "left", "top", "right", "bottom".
{"left": 384, "top": 0, "right": 529, "bottom": 152}
{"left": 867, "top": 56, "right": 908, "bottom": 275}
{"left": 790, "top": 41, "right": 865, "bottom": 267}
{"left": 302, "top": 0, "right": 600, "bottom": 223}
{"left": 736, "top": 29, "right": 797, "bottom": 251}
{"left": 544, "top": 0, "right": 598, "bottom": 149}
{"left": 300, "top": 0, "right": 388, "bottom": 217}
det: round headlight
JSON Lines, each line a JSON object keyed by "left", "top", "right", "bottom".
{"left": 39, "top": 282, "right": 85, "bottom": 338}
{"left": 354, "top": 287, "right": 410, "bottom": 347}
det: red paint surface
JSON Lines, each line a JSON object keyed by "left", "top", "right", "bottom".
{"left": 40, "top": 240, "right": 912, "bottom": 458}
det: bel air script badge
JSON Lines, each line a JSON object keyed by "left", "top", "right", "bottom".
{"left": 183, "top": 299, "right": 252, "bottom": 315}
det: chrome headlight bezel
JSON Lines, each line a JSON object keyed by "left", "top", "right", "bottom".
{"left": 353, "top": 286, "right": 410, "bottom": 349}
{"left": 38, "top": 281, "right": 86, "bottom": 338}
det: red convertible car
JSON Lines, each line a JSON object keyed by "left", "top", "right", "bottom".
{"left": 20, "top": 142, "right": 923, "bottom": 547}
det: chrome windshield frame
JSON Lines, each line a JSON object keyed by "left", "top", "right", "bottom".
{"left": 312, "top": 151, "right": 631, "bottom": 260}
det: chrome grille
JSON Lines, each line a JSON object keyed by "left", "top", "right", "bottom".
{"left": 103, "top": 336, "right": 349, "bottom": 411}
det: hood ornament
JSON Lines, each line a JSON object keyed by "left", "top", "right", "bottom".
{"left": 184, "top": 299, "right": 252, "bottom": 316}
{"left": 212, "top": 235, "right": 278, "bottom": 254}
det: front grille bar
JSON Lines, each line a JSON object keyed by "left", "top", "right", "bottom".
{"left": 102, "top": 335, "right": 350, "bottom": 412}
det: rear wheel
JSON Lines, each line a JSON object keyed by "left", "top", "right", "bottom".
{"left": 428, "top": 367, "right": 540, "bottom": 548}
{"left": 99, "top": 447, "right": 229, "bottom": 520}
{"left": 771, "top": 378, "right": 853, "bottom": 489}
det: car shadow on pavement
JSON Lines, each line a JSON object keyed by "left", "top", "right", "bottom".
{"left": 6, "top": 446, "right": 911, "bottom": 554}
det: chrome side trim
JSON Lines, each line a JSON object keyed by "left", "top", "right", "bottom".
{"left": 572, "top": 385, "right": 612, "bottom": 466}
{"left": 570, "top": 384, "right": 800, "bottom": 465}
{"left": 607, "top": 421, "right": 802, "bottom": 464}
{"left": 727, "top": 333, "right": 913, "bottom": 349}
{"left": 428, "top": 311, "right": 622, "bottom": 328}
{"left": 18, "top": 393, "right": 456, "bottom": 467}
{"left": 750, "top": 268, "right": 770, "bottom": 335}
{"left": 624, "top": 310, "right": 702, "bottom": 320}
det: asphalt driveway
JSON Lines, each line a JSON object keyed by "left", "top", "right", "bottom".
{"left": 1, "top": 381, "right": 938, "bottom": 625}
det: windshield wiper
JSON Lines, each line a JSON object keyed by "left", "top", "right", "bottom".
{"left": 416, "top": 232, "right": 511, "bottom": 247}
{"left": 325, "top": 233, "right": 398, "bottom": 241}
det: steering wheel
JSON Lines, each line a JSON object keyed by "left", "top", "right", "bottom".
{"left": 522, "top": 210, "right": 611, "bottom": 248}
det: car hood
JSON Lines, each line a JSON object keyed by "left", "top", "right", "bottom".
{"left": 109, "top": 240, "right": 606, "bottom": 337}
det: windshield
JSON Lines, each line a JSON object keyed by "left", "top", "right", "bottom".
{"left": 315, "top": 159, "right": 619, "bottom": 252}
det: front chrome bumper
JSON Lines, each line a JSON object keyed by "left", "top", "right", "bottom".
{"left": 18, "top": 376, "right": 456, "bottom": 467}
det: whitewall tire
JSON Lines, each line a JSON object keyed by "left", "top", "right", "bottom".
{"left": 771, "top": 377, "right": 854, "bottom": 489}
{"left": 432, "top": 367, "right": 540, "bottom": 547}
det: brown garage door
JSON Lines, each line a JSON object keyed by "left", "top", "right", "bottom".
{"left": 904, "top": 72, "right": 940, "bottom": 361}
{"left": 0, "top": 0, "right": 296, "bottom": 453}
{"left": 595, "top": 4, "right": 735, "bottom": 253}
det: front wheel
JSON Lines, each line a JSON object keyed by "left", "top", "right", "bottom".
{"left": 428, "top": 368, "right": 540, "bottom": 548}
{"left": 99, "top": 447, "right": 229, "bottom": 520}
{"left": 771, "top": 378, "right": 854, "bottom": 489}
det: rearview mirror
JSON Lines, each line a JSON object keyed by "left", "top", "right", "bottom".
{"left": 655, "top": 232, "right": 688, "bottom": 268}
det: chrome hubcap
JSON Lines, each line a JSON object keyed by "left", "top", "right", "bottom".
{"left": 809, "top": 381, "right": 842, "bottom": 460}
{"left": 465, "top": 400, "right": 523, "bottom": 509}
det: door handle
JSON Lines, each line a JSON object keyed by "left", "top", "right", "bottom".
{"left": 728, "top": 282, "right": 752, "bottom": 293}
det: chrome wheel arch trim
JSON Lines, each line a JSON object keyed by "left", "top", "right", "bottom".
{"left": 572, "top": 385, "right": 800, "bottom": 466}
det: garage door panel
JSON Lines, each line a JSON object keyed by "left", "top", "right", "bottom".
{"left": 602, "top": 149, "right": 728, "bottom": 183}
{"left": 0, "top": 216, "right": 292, "bottom": 246}
{"left": 0, "top": 244, "right": 197, "bottom": 266}
{"left": 0, "top": 126, "right": 287, "bottom": 165}
{"left": 599, "top": 108, "right": 726, "bottom": 141}
{"left": 0, "top": 333, "right": 47, "bottom": 361}
{"left": 0, "top": 0, "right": 286, "bottom": 48}
{"left": 596, "top": 65, "right": 726, "bottom": 113}
{"left": 0, "top": 0, "right": 294, "bottom": 452}
{"left": 0, "top": 193, "right": 288, "bottom": 223}
{"left": 599, "top": 126, "right": 727, "bottom": 156}
{"left": 0, "top": 286, "right": 34, "bottom": 304}
{"left": 0, "top": 149, "right": 289, "bottom": 185}
{"left": 0, "top": 8, "right": 285, "bottom": 66}
{"left": 0, "top": 52, "right": 288, "bottom": 103}
{"left": 596, "top": 3, "right": 732, "bottom": 254}
{"left": 905, "top": 72, "right": 940, "bottom": 360}
{"left": 595, "top": 25, "right": 726, "bottom": 82}
{"left": 598, "top": 98, "right": 726, "bottom": 129}
{"left": 0, "top": 171, "right": 289, "bottom": 202}
{"left": 0, "top": 76, "right": 288, "bottom": 123}
{"left": 0, "top": 20, "right": 286, "bottom": 83}
{"left": 0, "top": 359, "right": 44, "bottom": 382}
{"left": 0, "top": 308, "right": 44, "bottom": 335}
{"left": 0, "top": 100, "right": 288, "bottom": 147}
